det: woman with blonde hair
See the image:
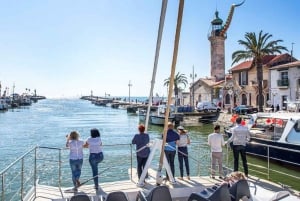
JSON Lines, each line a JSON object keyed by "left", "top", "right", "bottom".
{"left": 66, "top": 131, "right": 84, "bottom": 190}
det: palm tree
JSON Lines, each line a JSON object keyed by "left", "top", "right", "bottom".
{"left": 232, "top": 30, "right": 288, "bottom": 112}
{"left": 164, "top": 72, "right": 188, "bottom": 106}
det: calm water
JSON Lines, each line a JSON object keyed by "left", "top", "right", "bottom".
{"left": 0, "top": 99, "right": 214, "bottom": 187}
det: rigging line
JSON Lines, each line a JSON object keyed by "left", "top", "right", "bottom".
{"left": 158, "top": 0, "right": 185, "bottom": 173}
{"left": 145, "top": 0, "right": 168, "bottom": 132}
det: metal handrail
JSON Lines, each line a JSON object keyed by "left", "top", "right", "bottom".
{"left": 1, "top": 141, "right": 299, "bottom": 201}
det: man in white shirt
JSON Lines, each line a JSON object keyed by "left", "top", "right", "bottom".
{"left": 227, "top": 117, "right": 251, "bottom": 177}
{"left": 208, "top": 124, "right": 225, "bottom": 179}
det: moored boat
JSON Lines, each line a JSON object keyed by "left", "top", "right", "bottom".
{"left": 225, "top": 112, "right": 300, "bottom": 167}
{"left": 0, "top": 98, "right": 8, "bottom": 110}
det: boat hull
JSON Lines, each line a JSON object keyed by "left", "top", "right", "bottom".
{"left": 247, "top": 138, "right": 300, "bottom": 166}
{"left": 150, "top": 115, "right": 173, "bottom": 125}
{"left": 225, "top": 130, "right": 300, "bottom": 167}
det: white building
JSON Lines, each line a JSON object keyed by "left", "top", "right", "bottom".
{"left": 269, "top": 60, "right": 300, "bottom": 110}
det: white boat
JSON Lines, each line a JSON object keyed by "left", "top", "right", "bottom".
{"left": 150, "top": 105, "right": 176, "bottom": 126}
{"left": 225, "top": 112, "right": 300, "bottom": 167}
{"left": 0, "top": 98, "right": 8, "bottom": 110}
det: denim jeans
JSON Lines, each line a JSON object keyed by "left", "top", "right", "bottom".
{"left": 137, "top": 156, "right": 148, "bottom": 180}
{"left": 164, "top": 150, "right": 176, "bottom": 180}
{"left": 232, "top": 145, "right": 248, "bottom": 176}
{"left": 178, "top": 147, "right": 190, "bottom": 177}
{"left": 89, "top": 152, "right": 104, "bottom": 188}
{"left": 69, "top": 159, "right": 83, "bottom": 187}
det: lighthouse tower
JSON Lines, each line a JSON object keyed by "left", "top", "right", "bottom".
{"left": 208, "top": 11, "right": 225, "bottom": 82}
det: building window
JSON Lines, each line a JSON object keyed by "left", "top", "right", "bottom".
{"left": 242, "top": 94, "right": 247, "bottom": 105}
{"left": 239, "top": 71, "right": 248, "bottom": 85}
{"left": 225, "top": 94, "right": 230, "bottom": 104}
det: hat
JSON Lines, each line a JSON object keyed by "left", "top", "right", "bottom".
{"left": 177, "top": 126, "right": 185, "bottom": 130}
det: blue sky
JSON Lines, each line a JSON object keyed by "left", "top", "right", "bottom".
{"left": 0, "top": 0, "right": 299, "bottom": 98}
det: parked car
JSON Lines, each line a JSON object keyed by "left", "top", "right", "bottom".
{"left": 196, "top": 101, "right": 220, "bottom": 113}
{"left": 232, "top": 105, "right": 258, "bottom": 114}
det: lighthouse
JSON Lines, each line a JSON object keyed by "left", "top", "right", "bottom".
{"left": 208, "top": 11, "right": 225, "bottom": 82}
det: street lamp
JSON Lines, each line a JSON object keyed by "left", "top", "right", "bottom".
{"left": 190, "top": 65, "right": 197, "bottom": 107}
{"left": 128, "top": 80, "right": 132, "bottom": 104}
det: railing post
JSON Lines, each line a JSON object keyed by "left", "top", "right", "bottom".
{"left": 34, "top": 146, "right": 37, "bottom": 199}
{"left": 1, "top": 173, "right": 4, "bottom": 201}
{"left": 21, "top": 158, "right": 24, "bottom": 200}
{"left": 267, "top": 146, "right": 270, "bottom": 180}
{"left": 59, "top": 149, "right": 62, "bottom": 187}
{"left": 130, "top": 144, "right": 133, "bottom": 181}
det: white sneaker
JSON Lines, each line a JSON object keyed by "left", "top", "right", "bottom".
{"left": 136, "top": 182, "right": 145, "bottom": 187}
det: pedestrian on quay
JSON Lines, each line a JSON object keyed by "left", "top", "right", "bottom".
{"left": 84, "top": 128, "right": 104, "bottom": 190}
{"left": 177, "top": 125, "right": 190, "bottom": 180}
{"left": 132, "top": 124, "right": 150, "bottom": 184}
{"left": 164, "top": 122, "right": 180, "bottom": 181}
{"left": 66, "top": 131, "right": 84, "bottom": 190}
{"left": 208, "top": 124, "right": 225, "bottom": 179}
{"left": 276, "top": 104, "right": 280, "bottom": 112}
{"left": 226, "top": 117, "right": 251, "bottom": 177}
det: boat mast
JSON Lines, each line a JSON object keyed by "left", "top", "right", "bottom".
{"left": 145, "top": 0, "right": 168, "bottom": 132}
{"left": 157, "top": 0, "right": 184, "bottom": 183}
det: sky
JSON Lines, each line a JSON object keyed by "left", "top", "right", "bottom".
{"left": 0, "top": 0, "right": 299, "bottom": 98}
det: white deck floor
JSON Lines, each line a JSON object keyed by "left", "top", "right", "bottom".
{"left": 25, "top": 173, "right": 300, "bottom": 201}
{"left": 25, "top": 172, "right": 219, "bottom": 201}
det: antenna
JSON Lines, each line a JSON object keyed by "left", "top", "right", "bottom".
{"left": 291, "top": 42, "right": 294, "bottom": 62}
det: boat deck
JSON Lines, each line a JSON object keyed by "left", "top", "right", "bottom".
{"left": 25, "top": 169, "right": 219, "bottom": 201}
{"left": 25, "top": 171, "right": 300, "bottom": 201}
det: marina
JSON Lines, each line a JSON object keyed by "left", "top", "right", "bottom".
{"left": 1, "top": 99, "right": 300, "bottom": 201}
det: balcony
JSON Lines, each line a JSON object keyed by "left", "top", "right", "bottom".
{"left": 277, "top": 79, "right": 289, "bottom": 88}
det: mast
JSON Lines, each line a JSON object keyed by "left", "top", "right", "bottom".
{"left": 145, "top": 0, "right": 168, "bottom": 132}
{"left": 156, "top": 0, "right": 184, "bottom": 184}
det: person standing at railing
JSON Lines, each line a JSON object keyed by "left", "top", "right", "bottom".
{"left": 177, "top": 125, "right": 190, "bottom": 180}
{"left": 84, "top": 128, "right": 103, "bottom": 191}
{"left": 66, "top": 131, "right": 84, "bottom": 190}
{"left": 208, "top": 124, "right": 225, "bottom": 179}
{"left": 164, "top": 122, "right": 180, "bottom": 181}
{"left": 132, "top": 124, "right": 150, "bottom": 184}
{"left": 226, "top": 117, "right": 251, "bottom": 177}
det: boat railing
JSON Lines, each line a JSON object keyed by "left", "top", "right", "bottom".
{"left": 1, "top": 140, "right": 299, "bottom": 200}
{"left": 248, "top": 142, "right": 300, "bottom": 189}
{"left": 0, "top": 140, "right": 222, "bottom": 201}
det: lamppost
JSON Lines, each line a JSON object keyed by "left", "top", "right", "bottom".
{"left": 190, "top": 65, "right": 197, "bottom": 107}
{"left": 128, "top": 80, "right": 132, "bottom": 104}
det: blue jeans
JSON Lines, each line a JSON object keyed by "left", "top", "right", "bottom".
{"left": 69, "top": 159, "right": 83, "bottom": 187}
{"left": 164, "top": 150, "right": 176, "bottom": 180}
{"left": 89, "top": 152, "right": 104, "bottom": 188}
{"left": 178, "top": 147, "right": 190, "bottom": 177}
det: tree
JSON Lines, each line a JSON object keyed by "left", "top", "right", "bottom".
{"left": 232, "top": 30, "right": 287, "bottom": 112}
{"left": 164, "top": 72, "right": 188, "bottom": 106}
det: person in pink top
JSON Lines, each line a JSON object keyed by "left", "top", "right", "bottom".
{"left": 208, "top": 124, "right": 225, "bottom": 179}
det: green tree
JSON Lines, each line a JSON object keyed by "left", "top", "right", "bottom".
{"left": 232, "top": 30, "right": 287, "bottom": 112}
{"left": 164, "top": 72, "right": 188, "bottom": 106}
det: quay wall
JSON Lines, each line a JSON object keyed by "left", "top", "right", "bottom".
{"left": 180, "top": 112, "right": 234, "bottom": 127}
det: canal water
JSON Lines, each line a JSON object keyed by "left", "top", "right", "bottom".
{"left": 0, "top": 99, "right": 216, "bottom": 187}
